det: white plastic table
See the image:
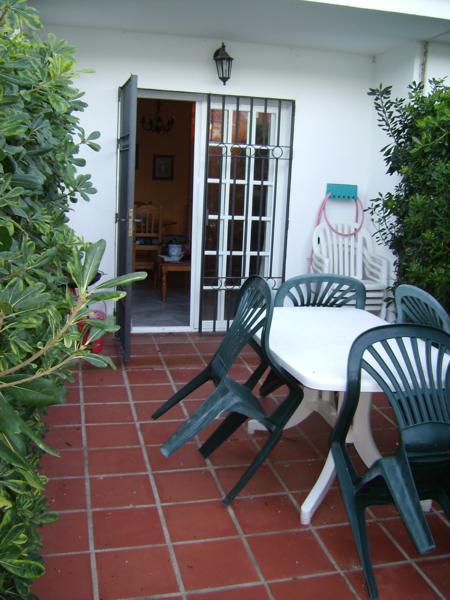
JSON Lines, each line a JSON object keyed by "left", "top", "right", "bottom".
{"left": 250, "top": 306, "right": 387, "bottom": 524}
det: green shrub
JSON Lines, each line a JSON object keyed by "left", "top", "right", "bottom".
{"left": 368, "top": 79, "right": 450, "bottom": 310}
{"left": 0, "top": 1, "right": 145, "bottom": 596}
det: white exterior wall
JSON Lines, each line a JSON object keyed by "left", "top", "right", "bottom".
{"left": 47, "top": 25, "right": 375, "bottom": 280}
{"left": 425, "top": 42, "right": 450, "bottom": 86}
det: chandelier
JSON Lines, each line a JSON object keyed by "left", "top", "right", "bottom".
{"left": 141, "top": 101, "right": 175, "bottom": 133}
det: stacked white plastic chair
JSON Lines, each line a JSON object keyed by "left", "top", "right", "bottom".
{"left": 311, "top": 222, "right": 394, "bottom": 319}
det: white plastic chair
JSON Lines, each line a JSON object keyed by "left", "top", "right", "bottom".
{"left": 311, "top": 222, "right": 394, "bottom": 318}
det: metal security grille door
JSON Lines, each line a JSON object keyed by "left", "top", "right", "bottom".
{"left": 199, "top": 95, "right": 294, "bottom": 330}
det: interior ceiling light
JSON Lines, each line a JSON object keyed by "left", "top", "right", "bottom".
{"left": 141, "top": 101, "right": 174, "bottom": 133}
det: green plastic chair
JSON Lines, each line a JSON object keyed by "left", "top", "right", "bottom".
{"left": 259, "top": 273, "right": 367, "bottom": 396}
{"left": 331, "top": 324, "right": 450, "bottom": 600}
{"left": 152, "top": 276, "right": 303, "bottom": 505}
{"left": 395, "top": 284, "right": 449, "bottom": 333}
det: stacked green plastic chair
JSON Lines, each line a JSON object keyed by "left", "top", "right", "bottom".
{"left": 395, "top": 284, "right": 449, "bottom": 333}
{"left": 259, "top": 273, "right": 367, "bottom": 396}
{"left": 331, "top": 324, "right": 450, "bottom": 599}
{"left": 152, "top": 276, "right": 303, "bottom": 505}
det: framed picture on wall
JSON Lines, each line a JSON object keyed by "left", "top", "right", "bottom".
{"left": 153, "top": 155, "right": 174, "bottom": 180}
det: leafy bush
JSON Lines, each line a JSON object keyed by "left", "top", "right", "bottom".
{"left": 0, "top": 1, "right": 145, "bottom": 597}
{"left": 368, "top": 79, "right": 450, "bottom": 310}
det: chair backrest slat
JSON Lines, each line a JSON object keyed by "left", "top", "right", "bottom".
{"left": 395, "top": 284, "right": 449, "bottom": 333}
{"left": 348, "top": 325, "right": 449, "bottom": 435}
{"left": 213, "top": 277, "right": 272, "bottom": 374}
{"left": 275, "top": 273, "right": 366, "bottom": 309}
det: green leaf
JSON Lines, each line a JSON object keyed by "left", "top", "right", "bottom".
{"left": 95, "top": 271, "right": 148, "bottom": 289}
{"left": 80, "top": 354, "right": 116, "bottom": 369}
{"left": 0, "top": 227, "right": 12, "bottom": 251}
{"left": 88, "top": 290, "right": 126, "bottom": 302}
{"left": 0, "top": 558, "right": 45, "bottom": 579}
{"left": 3, "top": 377, "right": 65, "bottom": 407}
{"left": 80, "top": 239, "right": 106, "bottom": 290}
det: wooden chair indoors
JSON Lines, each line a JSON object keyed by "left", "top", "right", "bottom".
{"left": 133, "top": 204, "right": 163, "bottom": 281}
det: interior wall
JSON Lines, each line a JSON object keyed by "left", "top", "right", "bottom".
{"left": 135, "top": 99, "right": 193, "bottom": 239}
{"left": 37, "top": 25, "right": 392, "bottom": 290}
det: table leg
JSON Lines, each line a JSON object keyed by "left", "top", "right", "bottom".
{"left": 161, "top": 268, "right": 167, "bottom": 303}
{"left": 300, "top": 451, "right": 336, "bottom": 525}
{"left": 349, "top": 392, "right": 380, "bottom": 467}
{"left": 299, "top": 391, "right": 380, "bottom": 525}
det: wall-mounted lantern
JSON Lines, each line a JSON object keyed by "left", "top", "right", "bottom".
{"left": 213, "top": 43, "right": 233, "bottom": 85}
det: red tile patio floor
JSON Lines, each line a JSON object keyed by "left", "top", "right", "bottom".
{"left": 33, "top": 333, "right": 449, "bottom": 600}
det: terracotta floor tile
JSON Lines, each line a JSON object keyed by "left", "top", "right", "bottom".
{"left": 44, "top": 404, "right": 81, "bottom": 426}
{"left": 40, "top": 449, "right": 84, "bottom": 478}
{"left": 32, "top": 553, "right": 93, "bottom": 600}
{"left": 83, "top": 369, "right": 125, "bottom": 386}
{"left": 215, "top": 465, "right": 285, "bottom": 497}
{"left": 207, "top": 439, "right": 261, "bottom": 467}
{"left": 157, "top": 341, "right": 196, "bottom": 354}
{"left": 233, "top": 494, "right": 300, "bottom": 534}
{"left": 41, "top": 512, "right": 89, "bottom": 554}
{"left": 93, "top": 506, "right": 164, "bottom": 549}
{"left": 140, "top": 419, "right": 185, "bottom": 445}
{"left": 84, "top": 403, "right": 133, "bottom": 423}
{"left": 136, "top": 400, "right": 185, "bottom": 421}
{"left": 83, "top": 385, "right": 128, "bottom": 403}
{"left": 170, "top": 368, "right": 205, "bottom": 384}
{"left": 187, "top": 586, "right": 270, "bottom": 599}
{"left": 90, "top": 474, "right": 155, "bottom": 508}
{"left": 88, "top": 447, "right": 146, "bottom": 475}
{"left": 164, "top": 500, "right": 238, "bottom": 542}
{"left": 307, "top": 487, "right": 349, "bottom": 526}
{"left": 176, "top": 380, "right": 216, "bottom": 399}
{"left": 347, "top": 562, "right": 438, "bottom": 599}
{"left": 381, "top": 514, "right": 450, "bottom": 558}
{"left": 130, "top": 383, "right": 174, "bottom": 401}
{"left": 35, "top": 333, "right": 435, "bottom": 600}
{"left": 46, "top": 477, "right": 86, "bottom": 511}
{"left": 125, "top": 354, "right": 164, "bottom": 369}
{"left": 228, "top": 365, "right": 253, "bottom": 382}
{"left": 276, "top": 459, "right": 325, "bottom": 491}
{"left": 249, "top": 531, "right": 333, "bottom": 579}
{"left": 154, "top": 469, "right": 220, "bottom": 503}
{"left": 175, "top": 538, "right": 258, "bottom": 590}
{"left": 262, "top": 435, "right": 320, "bottom": 462}
{"left": 86, "top": 423, "right": 139, "bottom": 448}
{"left": 154, "top": 332, "right": 191, "bottom": 343}
{"left": 44, "top": 425, "right": 83, "bottom": 450}
{"left": 317, "top": 522, "right": 404, "bottom": 570}
{"left": 164, "top": 355, "right": 205, "bottom": 369}
{"left": 64, "top": 386, "right": 80, "bottom": 404}
{"left": 417, "top": 557, "right": 450, "bottom": 598}
{"left": 127, "top": 369, "right": 169, "bottom": 385}
{"left": 96, "top": 546, "right": 178, "bottom": 599}
{"left": 130, "top": 343, "right": 159, "bottom": 357}
{"left": 147, "top": 443, "right": 206, "bottom": 471}
{"left": 270, "top": 573, "right": 355, "bottom": 599}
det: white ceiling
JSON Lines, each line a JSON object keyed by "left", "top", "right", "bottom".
{"left": 31, "top": 0, "right": 450, "bottom": 56}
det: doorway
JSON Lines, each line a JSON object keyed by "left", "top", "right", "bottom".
{"left": 131, "top": 96, "right": 195, "bottom": 329}
{"left": 116, "top": 78, "right": 294, "bottom": 356}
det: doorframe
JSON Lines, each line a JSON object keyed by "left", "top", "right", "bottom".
{"left": 131, "top": 89, "right": 208, "bottom": 334}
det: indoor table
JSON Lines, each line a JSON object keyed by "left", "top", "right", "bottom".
{"left": 250, "top": 306, "right": 387, "bottom": 524}
{"left": 158, "top": 258, "right": 191, "bottom": 303}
